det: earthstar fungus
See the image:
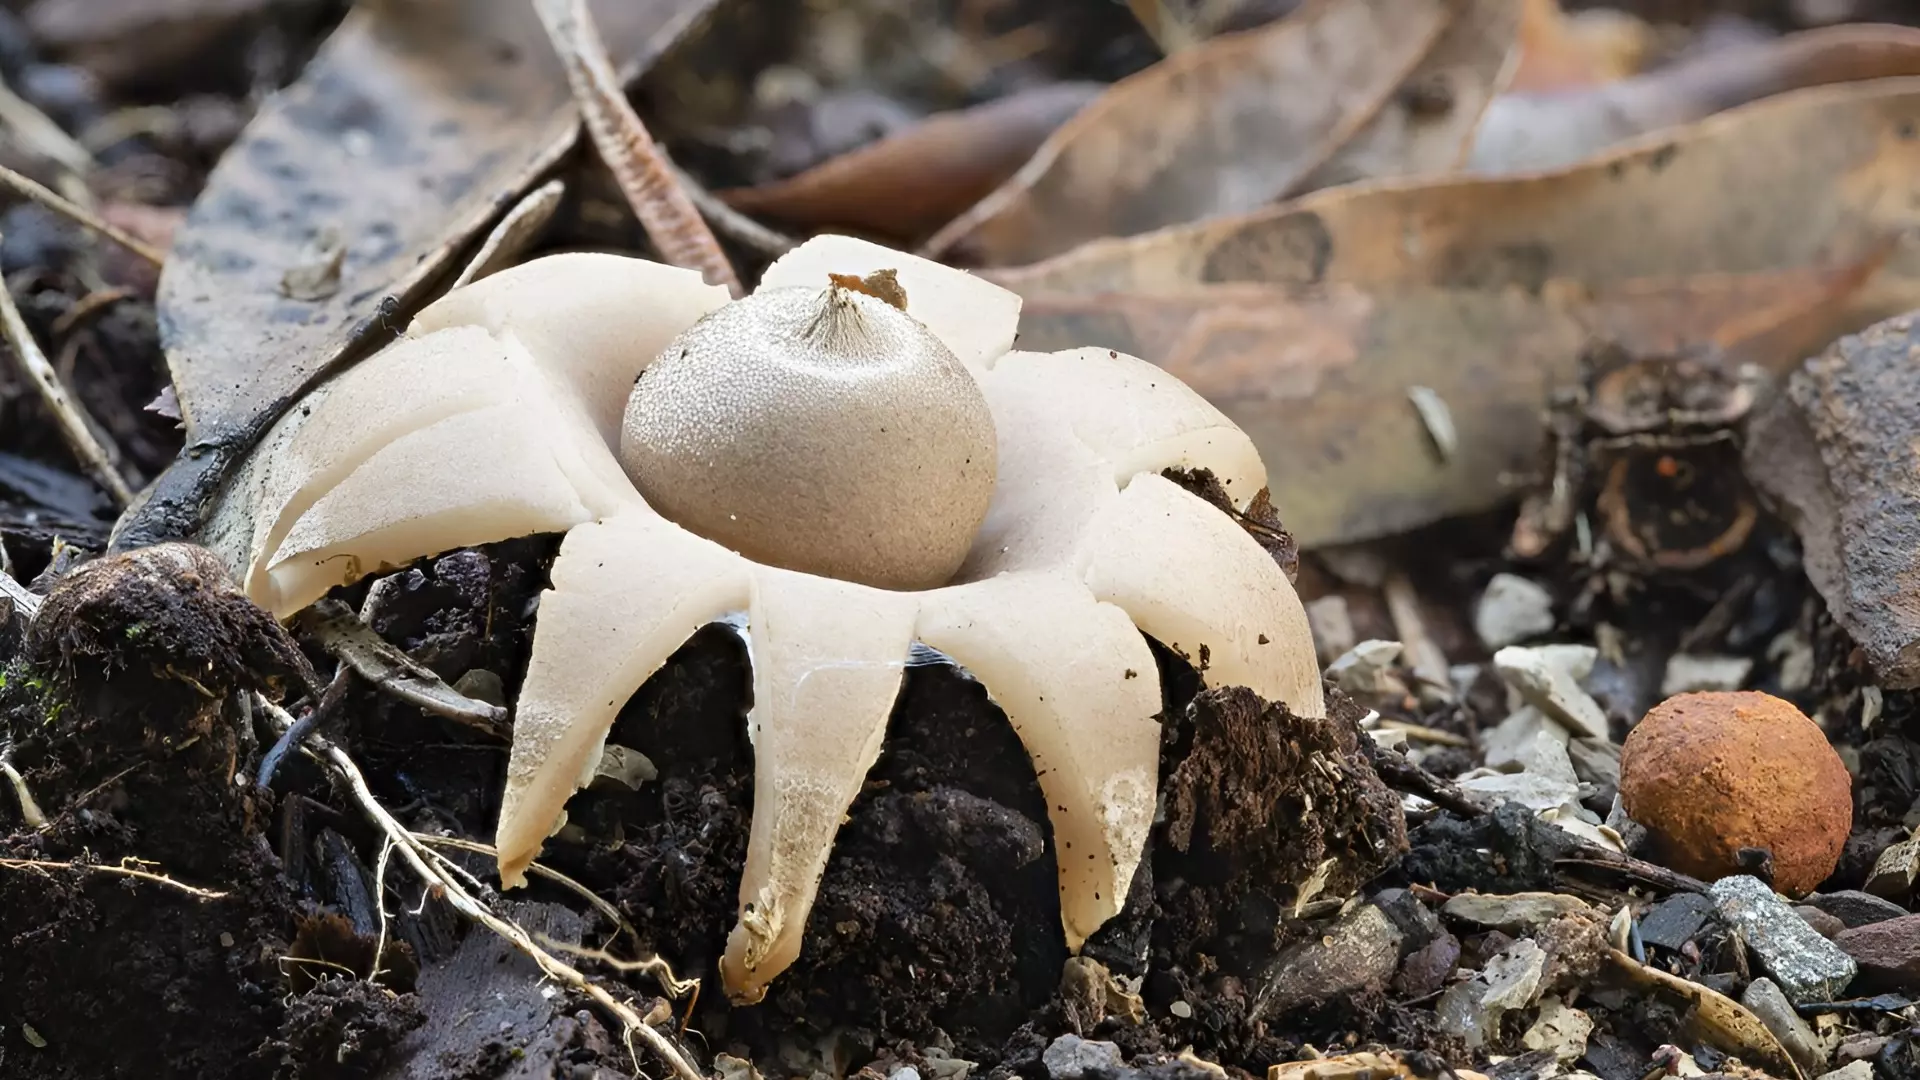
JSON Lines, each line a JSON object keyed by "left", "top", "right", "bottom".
{"left": 200, "top": 234, "right": 1327, "bottom": 1004}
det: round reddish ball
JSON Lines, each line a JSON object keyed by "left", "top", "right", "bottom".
{"left": 1618, "top": 690, "right": 1852, "bottom": 896}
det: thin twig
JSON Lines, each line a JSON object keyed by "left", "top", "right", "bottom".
{"left": 0, "top": 164, "right": 164, "bottom": 266}
{"left": 668, "top": 162, "right": 796, "bottom": 258}
{"left": 411, "top": 833, "right": 641, "bottom": 949}
{"left": 0, "top": 856, "right": 229, "bottom": 899}
{"left": 254, "top": 694, "right": 708, "bottom": 1080}
{"left": 0, "top": 250, "right": 135, "bottom": 505}
{"left": 534, "top": 0, "right": 741, "bottom": 296}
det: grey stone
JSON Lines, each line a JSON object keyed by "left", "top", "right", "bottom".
{"left": 1475, "top": 574, "right": 1556, "bottom": 649}
{"left": 1711, "top": 875, "right": 1857, "bottom": 1003}
{"left": 1306, "top": 595, "right": 1356, "bottom": 664}
{"left": 1566, "top": 737, "right": 1621, "bottom": 788}
{"left": 1327, "top": 640, "right": 1404, "bottom": 697}
{"left": 1741, "top": 977, "right": 1827, "bottom": 1075}
{"left": 1834, "top": 913, "right": 1920, "bottom": 990}
{"left": 1043, "top": 1036, "right": 1123, "bottom": 1080}
{"left": 889, "top": 1069, "right": 922, "bottom": 1080}
{"left": 1254, "top": 904, "right": 1403, "bottom": 1016}
{"left": 1442, "top": 892, "right": 1591, "bottom": 933}
{"left": 1816, "top": 1063, "right": 1875, "bottom": 1080}
{"left": 1482, "top": 707, "right": 1571, "bottom": 772}
{"left": 1372, "top": 888, "right": 1444, "bottom": 950}
{"left": 1393, "top": 932, "right": 1460, "bottom": 998}
{"left": 1521, "top": 997, "right": 1594, "bottom": 1063}
{"left": 1797, "top": 906, "right": 1847, "bottom": 939}
{"left": 1807, "top": 890, "right": 1914, "bottom": 928}
{"left": 1837, "top": 1035, "right": 1889, "bottom": 1066}
{"left": 1744, "top": 314, "right": 1920, "bottom": 688}
{"left": 1660, "top": 653, "right": 1754, "bottom": 696}
{"left": 1437, "top": 939, "right": 1547, "bottom": 1048}
{"left": 1493, "top": 644, "right": 1609, "bottom": 741}
{"left": 1637, "top": 893, "right": 1715, "bottom": 951}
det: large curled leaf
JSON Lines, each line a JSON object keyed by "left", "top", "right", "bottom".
{"left": 989, "top": 78, "right": 1920, "bottom": 547}
{"left": 112, "top": 0, "right": 717, "bottom": 551}
{"left": 921, "top": 0, "right": 1467, "bottom": 267}
{"left": 1472, "top": 23, "right": 1920, "bottom": 173}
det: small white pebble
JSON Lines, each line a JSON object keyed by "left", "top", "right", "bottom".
{"left": 1169, "top": 1000, "right": 1193, "bottom": 1019}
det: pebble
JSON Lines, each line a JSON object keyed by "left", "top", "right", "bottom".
{"left": 1327, "top": 640, "right": 1405, "bottom": 697}
{"left": 1254, "top": 904, "right": 1403, "bottom": 1016}
{"left": 1711, "top": 875, "right": 1858, "bottom": 1003}
{"left": 1660, "top": 653, "right": 1755, "bottom": 696}
{"left": 889, "top": 1069, "right": 922, "bottom": 1080}
{"left": 1437, "top": 939, "right": 1547, "bottom": 1048}
{"left": 1494, "top": 644, "right": 1610, "bottom": 741}
{"left": 1168, "top": 1001, "right": 1193, "bottom": 1019}
{"left": 1521, "top": 996, "right": 1594, "bottom": 1063}
{"left": 1306, "top": 596, "right": 1357, "bottom": 664}
{"left": 1804, "top": 890, "right": 1909, "bottom": 929}
{"left": 1443, "top": 892, "right": 1591, "bottom": 934}
{"left": 1796, "top": 906, "right": 1847, "bottom": 939}
{"left": 1042, "top": 1036, "right": 1124, "bottom": 1080}
{"left": 1566, "top": 737, "right": 1621, "bottom": 788}
{"left": 1482, "top": 707, "right": 1571, "bottom": 773}
{"left": 1740, "top": 976, "right": 1827, "bottom": 1075}
{"left": 1836, "top": 1034, "right": 1889, "bottom": 1066}
{"left": 1394, "top": 932, "right": 1461, "bottom": 998}
{"left": 1474, "top": 573, "right": 1556, "bottom": 649}
{"left": 1372, "top": 888, "right": 1444, "bottom": 950}
{"left": 1816, "top": 1063, "right": 1874, "bottom": 1080}
{"left": 1833, "top": 913, "right": 1920, "bottom": 990}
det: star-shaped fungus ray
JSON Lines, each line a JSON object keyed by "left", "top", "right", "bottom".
{"left": 199, "top": 233, "right": 1328, "bottom": 1010}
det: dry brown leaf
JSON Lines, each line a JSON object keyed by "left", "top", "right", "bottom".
{"left": 115, "top": 0, "right": 715, "bottom": 549}
{"left": 920, "top": 0, "right": 1455, "bottom": 267}
{"left": 992, "top": 79, "right": 1920, "bottom": 546}
{"left": 1473, "top": 23, "right": 1920, "bottom": 173}
{"left": 718, "top": 83, "right": 1103, "bottom": 245}
{"left": 1293, "top": 0, "right": 1523, "bottom": 191}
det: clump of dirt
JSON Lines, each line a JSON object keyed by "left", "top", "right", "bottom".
{"left": 266, "top": 977, "right": 426, "bottom": 1080}
{"left": 0, "top": 552, "right": 304, "bottom": 1077}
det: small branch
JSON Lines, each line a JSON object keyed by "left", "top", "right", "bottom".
{"left": 0, "top": 249, "right": 135, "bottom": 506}
{"left": 0, "top": 164, "right": 164, "bottom": 267}
{"left": 534, "top": 0, "right": 741, "bottom": 297}
{"left": 669, "top": 163, "right": 796, "bottom": 258}
{"left": 0, "top": 856, "right": 228, "bottom": 899}
{"left": 255, "top": 694, "right": 708, "bottom": 1080}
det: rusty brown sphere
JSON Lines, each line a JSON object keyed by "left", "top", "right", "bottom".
{"left": 1619, "top": 690, "right": 1852, "bottom": 896}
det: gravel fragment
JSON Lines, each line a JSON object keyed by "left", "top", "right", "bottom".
{"left": 1833, "top": 913, "right": 1920, "bottom": 990}
{"left": 1306, "top": 595, "right": 1357, "bottom": 664}
{"left": 1482, "top": 707, "right": 1571, "bottom": 772}
{"left": 1494, "top": 644, "right": 1609, "bottom": 741}
{"left": 1253, "top": 903, "right": 1403, "bottom": 1017}
{"left": 1804, "top": 890, "right": 1911, "bottom": 928}
{"left": 1475, "top": 573, "right": 1555, "bottom": 649}
{"left": 1741, "top": 976, "right": 1827, "bottom": 1075}
{"left": 1437, "top": 938, "right": 1547, "bottom": 1048}
{"left": 1043, "top": 1036, "right": 1123, "bottom": 1080}
{"left": 1816, "top": 1062, "right": 1874, "bottom": 1080}
{"left": 1521, "top": 996, "right": 1594, "bottom": 1062}
{"left": 1712, "top": 875, "right": 1857, "bottom": 1003}
{"left": 1443, "top": 892, "right": 1591, "bottom": 934}
{"left": 1660, "top": 653, "right": 1754, "bottom": 695}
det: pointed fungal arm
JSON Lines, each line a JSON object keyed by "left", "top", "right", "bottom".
{"left": 917, "top": 571, "right": 1163, "bottom": 950}
{"left": 497, "top": 511, "right": 752, "bottom": 888}
{"left": 720, "top": 567, "right": 919, "bottom": 1005}
{"left": 1078, "top": 473, "right": 1326, "bottom": 718}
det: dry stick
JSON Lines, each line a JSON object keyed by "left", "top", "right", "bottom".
{"left": 254, "top": 695, "right": 707, "bottom": 1080}
{"left": 0, "top": 248, "right": 135, "bottom": 506}
{"left": 667, "top": 162, "right": 797, "bottom": 258}
{"left": 535, "top": 0, "right": 742, "bottom": 297}
{"left": 0, "top": 164, "right": 165, "bottom": 267}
